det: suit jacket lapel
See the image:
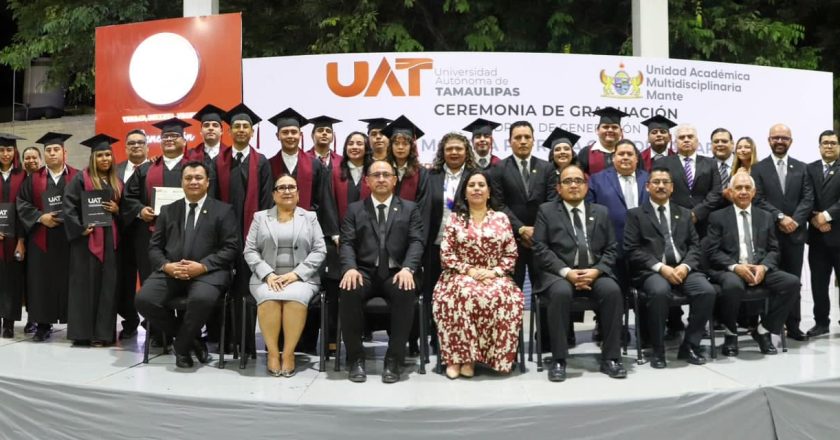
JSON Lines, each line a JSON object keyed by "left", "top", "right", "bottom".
{"left": 557, "top": 202, "right": 577, "bottom": 242}
{"left": 606, "top": 169, "right": 627, "bottom": 207}
{"left": 363, "top": 198, "right": 379, "bottom": 237}
{"left": 507, "top": 157, "right": 527, "bottom": 196}
{"left": 643, "top": 203, "right": 664, "bottom": 237}
{"left": 291, "top": 207, "right": 304, "bottom": 249}
{"left": 824, "top": 163, "right": 838, "bottom": 187}
{"left": 266, "top": 206, "right": 282, "bottom": 247}
{"left": 584, "top": 203, "right": 595, "bottom": 242}
{"left": 384, "top": 198, "right": 400, "bottom": 238}
{"left": 190, "top": 198, "right": 212, "bottom": 250}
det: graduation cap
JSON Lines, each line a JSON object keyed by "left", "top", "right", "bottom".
{"left": 225, "top": 103, "right": 262, "bottom": 126}
{"left": 381, "top": 115, "right": 424, "bottom": 140}
{"left": 268, "top": 107, "right": 308, "bottom": 130}
{"left": 463, "top": 118, "right": 501, "bottom": 136}
{"left": 359, "top": 117, "right": 393, "bottom": 133}
{"left": 640, "top": 115, "right": 677, "bottom": 132}
{"left": 192, "top": 104, "right": 226, "bottom": 124}
{"left": 308, "top": 115, "right": 342, "bottom": 130}
{"left": 152, "top": 118, "right": 191, "bottom": 136}
{"left": 593, "top": 106, "right": 629, "bottom": 125}
{"left": 542, "top": 128, "right": 581, "bottom": 150}
{"left": 35, "top": 132, "right": 72, "bottom": 147}
{"left": 80, "top": 133, "right": 119, "bottom": 152}
{"left": 0, "top": 133, "right": 24, "bottom": 147}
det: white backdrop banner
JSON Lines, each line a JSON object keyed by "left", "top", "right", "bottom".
{"left": 243, "top": 52, "right": 833, "bottom": 163}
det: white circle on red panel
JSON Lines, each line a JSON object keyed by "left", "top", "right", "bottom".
{"left": 128, "top": 32, "right": 200, "bottom": 106}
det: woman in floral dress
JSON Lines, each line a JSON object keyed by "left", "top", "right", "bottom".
{"left": 433, "top": 169, "right": 524, "bottom": 379}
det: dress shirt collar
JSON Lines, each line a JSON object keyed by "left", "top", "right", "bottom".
{"left": 680, "top": 152, "right": 698, "bottom": 163}
{"left": 185, "top": 194, "right": 208, "bottom": 211}
{"left": 163, "top": 154, "right": 184, "bottom": 171}
{"left": 48, "top": 166, "right": 66, "bottom": 181}
{"left": 445, "top": 164, "right": 465, "bottom": 179}
{"left": 562, "top": 200, "right": 584, "bottom": 216}
{"left": 591, "top": 142, "right": 614, "bottom": 154}
{"left": 771, "top": 153, "right": 788, "bottom": 166}
{"left": 650, "top": 199, "right": 671, "bottom": 214}
{"left": 232, "top": 145, "right": 250, "bottom": 159}
{"left": 735, "top": 204, "right": 753, "bottom": 218}
{"left": 371, "top": 194, "right": 394, "bottom": 209}
{"left": 717, "top": 155, "right": 733, "bottom": 169}
{"left": 1, "top": 167, "right": 11, "bottom": 180}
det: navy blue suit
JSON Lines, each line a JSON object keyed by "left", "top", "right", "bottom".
{"left": 586, "top": 168, "right": 650, "bottom": 257}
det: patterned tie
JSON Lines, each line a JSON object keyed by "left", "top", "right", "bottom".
{"left": 683, "top": 157, "right": 694, "bottom": 190}
{"left": 653, "top": 153, "right": 664, "bottom": 161}
{"left": 658, "top": 206, "right": 678, "bottom": 265}
{"left": 777, "top": 159, "right": 786, "bottom": 194}
{"left": 719, "top": 161, "right": 730, "bottom": 189}
{"left": 571, "top": 207, "right": 590, "bottom": 268}
{"left": 622, "top": 175, "right": 637, "bottom": 208}
{"left": 479, "top": 158, "right": 488, "bottom": 168}
{"left": 377, "top": 203, "right": 389, "bottom": 279}
{"left": 319, "top": 155, "right": 328, "bottom": 167}
{"left": 741, "top": 211, "right": 755, "bottom": 264}
{"left": 520, "top": 159, "right": 530, "bottom": 194}
{"left": 825, "top": 163, "right": 831, "bottom": 179}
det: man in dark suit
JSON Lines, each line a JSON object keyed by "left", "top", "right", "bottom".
{"left": 339, "top": 160, "right": 425, "bottom": 384}
{"left": 624, "top": 167, "right": 715, "bottom": 368}
{"left": 532, "top": 165, "right": 626, "bottom": 381}
{"left": 490, "top": 120, "right": 558, "bottom": 289}
{"left": 710, "top": 128, "right": 735, "bottom": 191}
{"left": 135, "top": 162, "right": 240, "bottom": 369}
{"left": 805, "top": 129, "right": 840, "bottom": 338}
{"left": 751, "top": 123, "right": 813, "bottom": 341}
{"left": 704, "top": 172, "right": 799, "bottom": 356}
{"left": 464, "top": 118, "right": 502, "bottom": 169}
{"left": 639, "top": 115, "right": 676, "bottom": 171}
{"left": 661, "top": 124, "right": 724, "bottom": 235}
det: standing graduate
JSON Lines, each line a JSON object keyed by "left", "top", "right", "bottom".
{"left": 464, "top": 118, "right": 502, "bottom": 170}
{"left": 62, "top": 134, "right": 123, "bottom": 346}
{"left": 306, "top": 115, "right": 342, "bottom": 170}
{"left": 383, "top": 115, "right": 429, "bottom": 207}
{"left": 16, "top": 133, "right": 78, "bottom": 341}
{"left": 360, "top": 117, "right": 393, "bottom": 162}
{"left": 187, "top": 104, "right": 229, "bottom": 163}
{"left": 578, "top": 107, "right": 630, "bottom": 175}
{"left": 0, "top": 133, "right": 26, "bottom": 338}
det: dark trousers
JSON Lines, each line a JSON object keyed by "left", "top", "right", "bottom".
{"left": 809, "top": 241, "right": 840, "bottom": 327}
{"left": 542, "top": 276, "right": 623, "bottom": 360}
{"left": 117, "top": 224, "right": 142, "bottom": 330}
{"left": 777, "top": 236, "right": 805, "bottom": 329}
{"left": 640, "top": 272, "right": 715, "bottom": 351}
{"left": 716, "top": 270, "right": 799, "bottom": 334}
{"left": 136, "top": 276, "right": 223, "bottom": 354}
{"left": 339, "top": 268, "right": 416, "bottom": 364}
{"left": 513, "top": 246, "right": 536, "bottom": 289}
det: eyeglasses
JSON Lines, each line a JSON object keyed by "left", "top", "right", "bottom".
{"left": 273, "top": 185, "right": 298, "bottom": 193}
{"left": 161, "top": 134, "right": 181, "bottom": 141}
{"left": 649, "top": 179, "right": 672, "bottom": 186}
{"left": 560, "top": 178, "right": 586, "bottom": 186}
{"left": 821, "top": 141, "right": 838, "bottom": 147}
{"left": 126, "top": 141, "right": 146, "bottom": 147}
{"left": 770, "top": 136, "right": 791, "bottom": 142}
{"left": 368, "top": 172, "right": 395, "bottom": 179}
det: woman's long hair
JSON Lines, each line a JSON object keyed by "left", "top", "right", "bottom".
{"left": 732, "top": 136, "right": 758, "bottom": 175}
{"left": 339, "top": 131, "right": 371, "bottom": 181}
{"left": 453, "top": 168, "right": 499, "bottom": 222}
{"left": 387, "top": 133, "right": 421, "bottom": 178}
{"left": 431, "top": 132, "right": 477, "bottom": 172}
{"left": 87, "top": 150, "right": 121, "bottom": 200}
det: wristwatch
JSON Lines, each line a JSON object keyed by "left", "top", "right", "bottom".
{"left": 777, "top": 212, "right": 785, "bottom": 221}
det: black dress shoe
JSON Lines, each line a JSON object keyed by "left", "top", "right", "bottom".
{"left": 32, "top": 325, "right": 51, "bottom": 342}
{"left": 806, "top": 324, "right": 830, "bottom": 338}
{"left": 193, "top": 339, "right": 211, "bottom": 364}
{"left": 600, "top": 359, "right": 627, "bottom": 379}
{"left": 348, "top": 359, "right": 367, "bottom": 383}
{"left": 1, "top": 327, "right": 13, "bottom": 339}
{"left": 23, "top": 321, "right": 37, "bottom": 334}
{"left": 175, "top": 353, "right": 195, "bottom": 368}
{"left": 721, "top": 335, "right": 739, "bottom": 357}
{"left": 118, "top": 327, "right": 138, "bottom": 340}
{"left": 677, "top": 343, "right": 707, "bottom": 365}
{"left": 650, "top": 352, "right": 667, "bottom": 369}
{"left": 751, "top": 329, "right": 777, "bottom": 355}
{"left": 72, "top": 339, "right": 90, "bottom": 347}
{"left": 786, "top": 328, "right": 808, "bottom": 342}
{"left": 382, "top": 358, "right": 401, "bottom": 384}
{"left": 547, "top": 360, "right": 566, "bottom": 382}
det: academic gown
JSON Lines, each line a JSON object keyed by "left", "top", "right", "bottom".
{"left": 16, "top": 167, "right": 76, "bottom": 323}
{"left": 0, "top": 169, "right": 26, "bottom": 321}
{"left": 62, "top": 172, "right": 122, "bottom": 342}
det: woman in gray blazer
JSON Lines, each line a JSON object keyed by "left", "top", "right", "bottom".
{"left": 243, "top": 175, "right": 326, "bottom": 377}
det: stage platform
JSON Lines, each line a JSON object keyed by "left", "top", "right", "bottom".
{"left": 1, "top": 298, "right": 839, "bottom": 440}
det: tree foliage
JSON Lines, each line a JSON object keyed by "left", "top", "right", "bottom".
{"left": 0, "top": 0, "right": 836, "bottom": 122}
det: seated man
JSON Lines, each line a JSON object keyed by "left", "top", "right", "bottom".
{"left": 135, "top": 162, "right": 240, "bottom": 368}
{"left": 338, "top": 160, "right": 424, "bottom": 384}
{"left": 704, "top": 172, "right": 799, "bottom": 356}
{"left": 533, "top": 165, "right": 626, "bottom": 382}
{"left": 623, "top": 167, "right": 715, "bottom": 368}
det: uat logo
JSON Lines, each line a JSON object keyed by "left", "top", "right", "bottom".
{"left": 326, "top": 58, "right": 433, "bottom": 97}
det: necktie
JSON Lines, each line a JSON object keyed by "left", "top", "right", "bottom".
{"left": 479, "top": 158, "right": 488, "bottom": 168}
{"left": 571, "top": 207, "right": 590, "bottom": 268}
{"left": 741, "top": 211, "right": 754, "bottom": 264}
{"left": 653, "top": 153, "right": 664, "bottom": 161}
{"left": 319, "top": 155, "right": 328, "bottom": 167}
{"left": 825, "top": 163, "right": 831, "bottom": 179}
{"left": 604, "top": 153, "right": 614, "bottom": 169}
{"left": 719, "top": 162, "right": 730, "bottom": 189}
{"left": 183, "top": 203, "right": 197, "bottom": 259}
{"left": 777, "top": 159, "right": 786, "bottom": 194}
{"left": 622, "top": 175, "right": 636, "bottom": 208}
{"left": 520, "top": 159, "right": 530, "bottom": 193}
{"left": 658, "top": 206, "right": 678, "bottom": 265}
{"left": 233, "top": 152, "right": 243, "bottom": 168}
{"left": 683, "top": 157, "right": 694, "bottom": 190}
{"left": 377, "top": 203, "right": 389, "bottom": 279}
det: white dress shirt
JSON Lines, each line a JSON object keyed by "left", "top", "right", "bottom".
{"left": 558, "top": 200, "right": 590, "bottom": 278}
{"left": 184, "top": 194, "right": 208, "bottom": 228}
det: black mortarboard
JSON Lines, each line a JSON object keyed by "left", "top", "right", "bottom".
{"left": 225, "top": 103, "right": 262, "bottom": 126}
{"left": 0, "top": 133, "right": 24, "bottom": 147}
{"left": 359, "top": 117, "right": 393, "bottom": 132}
{"left": 35, "top": 132, "right": 71, "bottom": 147}
{"left": 152, "top": 118, "right": 191, "bottom": 136}
{"left": 381, "top": 115, "right": 424, "bottom": 139}
{"left": 640, "top": 115, "right": 677, "bottom": 131}
{"left": 192, "top": 104, "right": 226, "bottom": 124}
{"left": 463, "top": 118, "right": 501, "bottom": 136}
{"left": 80, "top": 134, "right": 119, "bottom": 152}
{"left": 593, "top": 106, "right": 629, "bottom": 125}
{"left": 308, "top": 115, "right": 342, "bottom": 129}
{"left": 542, "top": 128, "right": 581, "bottom": 149}
{"left": 268, "top": 107, "right": 308, "bottom": 130}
